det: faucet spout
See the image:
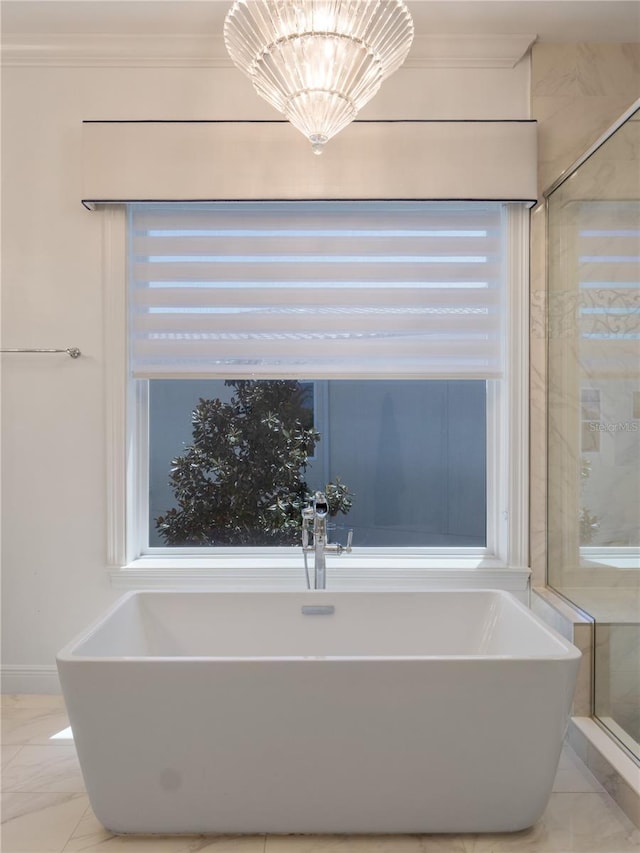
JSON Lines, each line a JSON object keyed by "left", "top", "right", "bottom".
{"left": 301, "top": 491, "right": 352, "bottom": 590}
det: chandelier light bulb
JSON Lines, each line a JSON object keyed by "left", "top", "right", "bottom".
{"left": 224, "top": 0, "right": 414, "bottom": 154}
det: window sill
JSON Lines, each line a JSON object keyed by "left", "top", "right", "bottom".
{"left": 109, "top": 554, "right": 531, "bottom": 597}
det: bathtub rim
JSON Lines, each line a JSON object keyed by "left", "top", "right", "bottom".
{"left": 56, "top": 588, "right": 582, "bottom": 665}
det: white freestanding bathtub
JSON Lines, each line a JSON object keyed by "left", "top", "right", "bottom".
{"left": 57, "top": 590, "right": 580, "bottom": 835}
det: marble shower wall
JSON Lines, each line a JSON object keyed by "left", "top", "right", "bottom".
{"left": 532, "top": 44, "right": 640, "bottom": 196}
{"left": 529, "top": 42, "right": 640, "bottom": 587}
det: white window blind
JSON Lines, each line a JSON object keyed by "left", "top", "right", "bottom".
{"left": 129, "top": 201, "right": 508, "bottom": 380}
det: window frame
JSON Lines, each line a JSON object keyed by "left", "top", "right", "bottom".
{"left": 104, "top": 202, "right": 530, "bottom": 589}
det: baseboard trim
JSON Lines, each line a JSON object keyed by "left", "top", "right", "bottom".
{"left": 1, "top": 665, "right": 61, "bottom": 694}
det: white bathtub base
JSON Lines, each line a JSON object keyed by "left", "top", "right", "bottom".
{"left": 74, "top": 662, "right": 563, "bottom": 835}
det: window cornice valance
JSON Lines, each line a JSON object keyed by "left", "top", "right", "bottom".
{"left": 81, "top": 120, "right": 537, "bottom": 209}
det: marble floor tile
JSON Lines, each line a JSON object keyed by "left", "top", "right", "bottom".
{"left": 1, "top": 695, "right": 66, "bottom": 712}
{"left": 0, "top": 791, "right": 89, "bottom": 852}
{"left": 1, "top": 744, "right": 85, "bottom": 794}
{"left": 64, "top": 807, "right": 267, "bottom": 852}
{"left": 464, "top": 792, "right": 640, "bottom": 852}
{"left": 265, "top": 837, "right": 465, "bottom": 852}
{"left": 1, "top": 708, "right": 71, "bottom": 746}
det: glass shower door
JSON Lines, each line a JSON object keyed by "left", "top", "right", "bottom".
{"left": 546, "top": 101, "right": 640, "bottom": 762}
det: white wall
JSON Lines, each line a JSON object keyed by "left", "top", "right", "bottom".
{"left": 0, "top": 40, "right": 530, "bottom": 692}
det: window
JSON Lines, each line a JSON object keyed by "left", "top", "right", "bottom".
{"left": 148, "top": 377, "right": 486, "bottom": 548}
{"left": 113, "top": 200, "right": 528, "bottom": 574}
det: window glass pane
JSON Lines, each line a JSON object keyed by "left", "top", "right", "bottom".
{"left": 148, "top": 378, "right": 486, "bottom": 548}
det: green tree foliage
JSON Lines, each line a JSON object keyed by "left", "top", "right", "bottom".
{"left": 156, "top": 380, "right": 352, "bottom": 546}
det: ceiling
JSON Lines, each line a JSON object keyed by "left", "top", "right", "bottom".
{"left": 2, "top": 0, "right": 639, "bottom": 43}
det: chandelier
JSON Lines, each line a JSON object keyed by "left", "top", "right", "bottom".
{"left": 224, "top": 1, "right": 414, "bottom": 154}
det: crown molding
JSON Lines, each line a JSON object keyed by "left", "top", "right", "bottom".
{"left": 407, "top": 34, "right": 536, "bottom": 68}
{"left": 1, "top": 32, "right": 536, "bottom": 69}
{"left": 1, "top": 34, "right": 232, "bottom": 67}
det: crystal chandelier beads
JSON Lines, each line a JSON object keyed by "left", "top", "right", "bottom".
{"left": 224, "top": 1, "right": 414, "bottom": 154}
